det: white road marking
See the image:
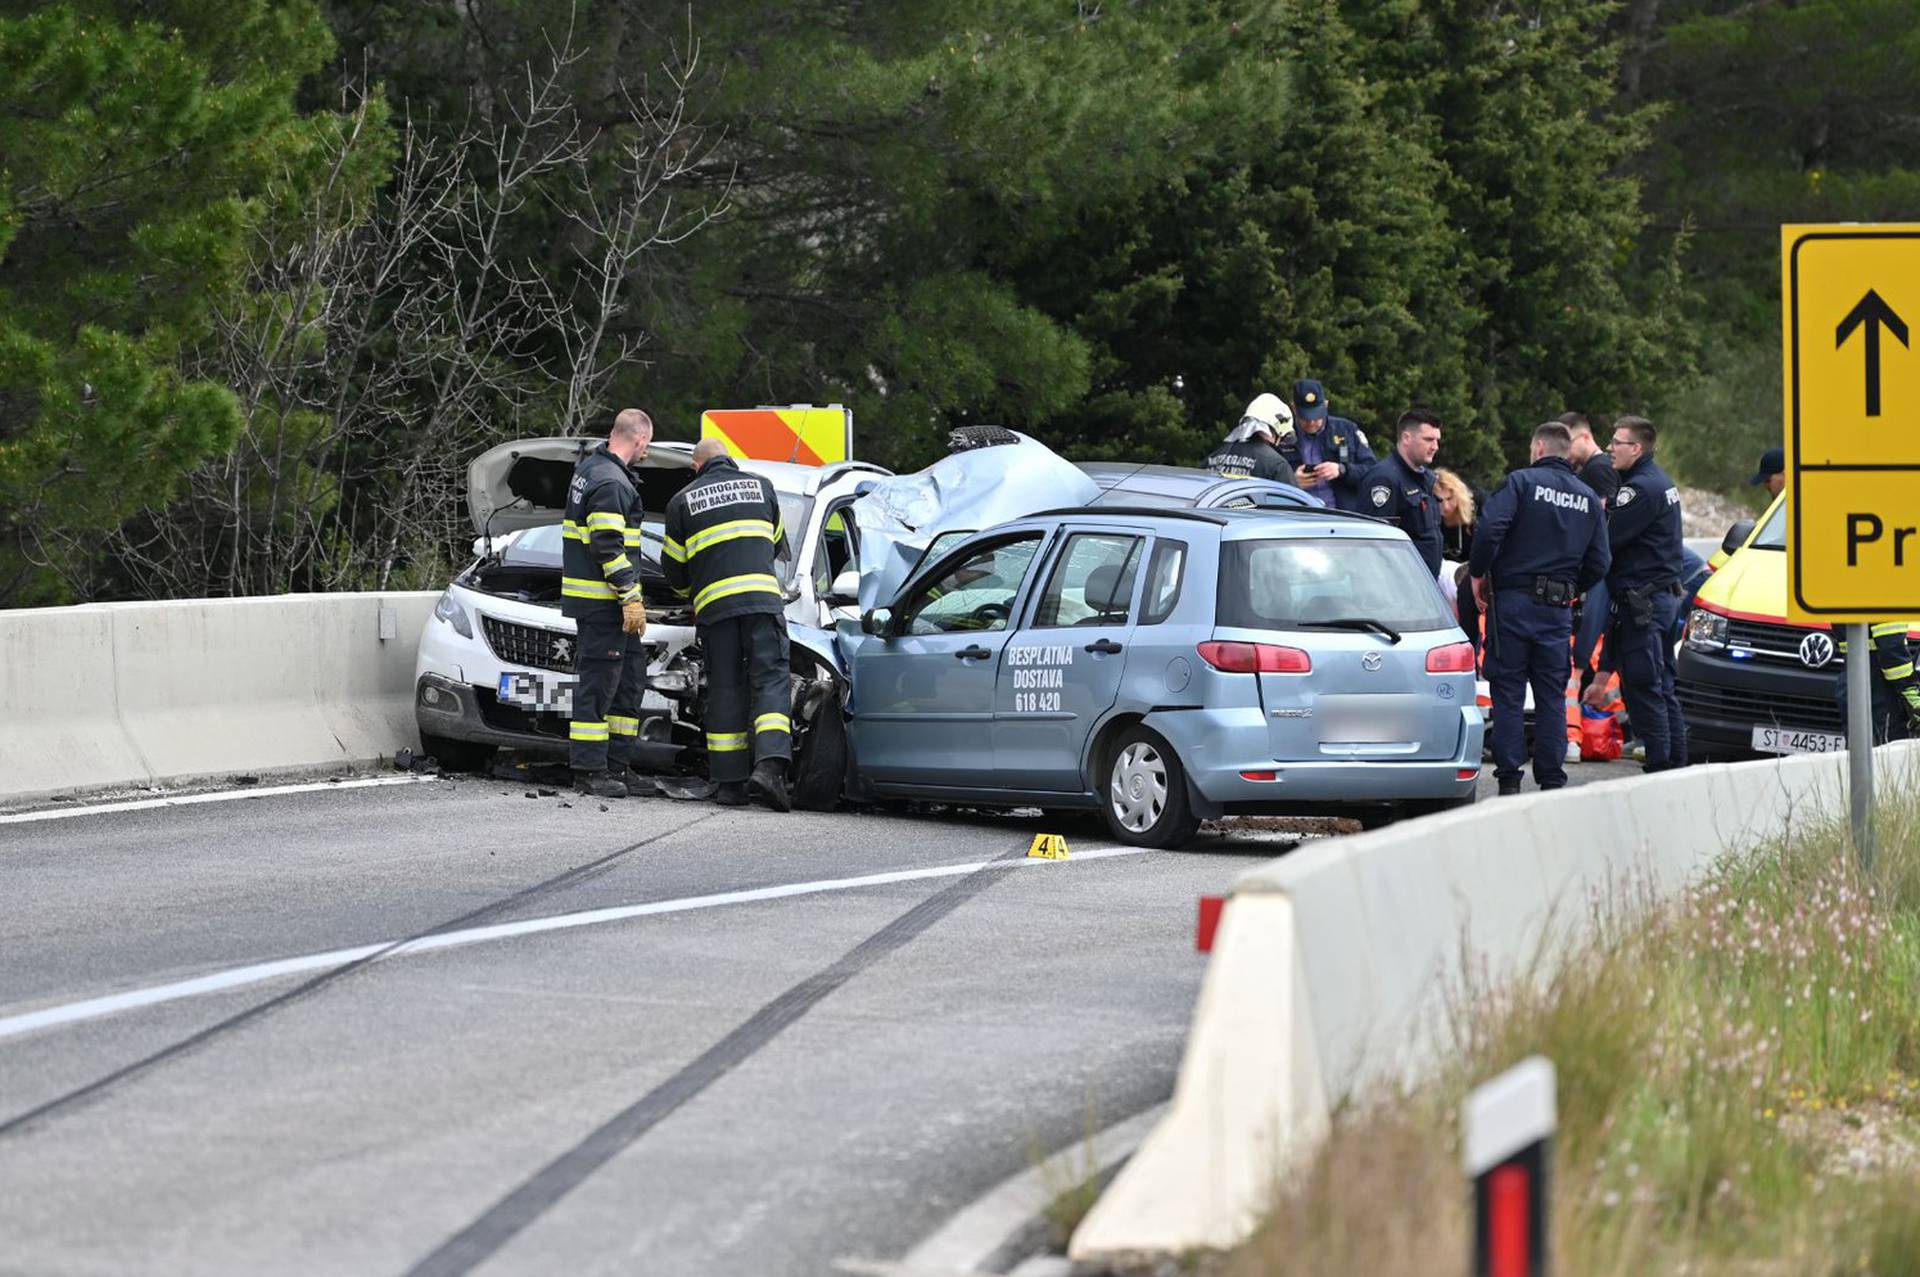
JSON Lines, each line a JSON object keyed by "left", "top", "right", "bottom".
{"left": 0, "top": 845, "right": 1150, "bottom": 1042}
{"left": 0, "top": 775, "right": 429, "bottom": 825}
{"left": 838, "top": 1103, "right": 1169, "bottom": 1276}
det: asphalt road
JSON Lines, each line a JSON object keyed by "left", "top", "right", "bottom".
{"left": 0, "top": 759, "right": 1635, "bottom": 1276}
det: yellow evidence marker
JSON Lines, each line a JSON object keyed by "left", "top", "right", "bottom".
{"left": 1027, "top": 833, "right": 1070, "bottom": 860}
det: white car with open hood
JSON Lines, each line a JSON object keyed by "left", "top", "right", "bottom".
{"left": 412, "top": 435, "right": 888, "bottom": 775}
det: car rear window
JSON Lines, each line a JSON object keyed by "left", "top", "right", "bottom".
{"left": 1217, "top": 538, "right": 1454, "bottom": 632}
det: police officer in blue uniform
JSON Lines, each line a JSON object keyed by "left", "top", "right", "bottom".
{"left": 1468, "top": 422, "right": 1611, "bottom": 794}
{"left": 1204, "top": 393, "right": 1296, "bottom": 482}
{"left": 1595, "top": 415, "right": 1688, "bottom": 771}
{"left": 1280, "top": 378, "right": 1377, "bottom": 510}
{"left": 1359, "top": 408, "right": 1445, "bottom": 575}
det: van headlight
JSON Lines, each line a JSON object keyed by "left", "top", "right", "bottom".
{"left": 433, "top": 589, "right": 474, "bottom": 639}
{"left": 1684, "top": 608, "right": 1727, "bottom": 653}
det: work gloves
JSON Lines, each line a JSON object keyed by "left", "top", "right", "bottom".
{"left": 621, "top": 595, "right": 648, "bottom": 636}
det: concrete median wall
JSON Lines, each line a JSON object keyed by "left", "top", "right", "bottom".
{"left": 1072, "top": 742, "right": 1920, "bottom": 1264}
{"left": 0, "top": 593, "right": 436, "bottom": 804}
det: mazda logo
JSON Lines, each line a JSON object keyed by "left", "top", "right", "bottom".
{"left": 1361, "top": 652, "right": 1384, "bottom": 672}
{"left": 1798, "top": 632, "right": 1835, "bottom": 670}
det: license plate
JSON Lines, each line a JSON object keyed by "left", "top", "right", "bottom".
{"left": 499, "top": 672, "right": 575, "bottom": 715}
{"left": 1751, "top": 725, "right": 1847, "bottom": 755}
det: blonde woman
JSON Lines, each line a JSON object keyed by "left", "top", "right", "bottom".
{"left": 1434, "top": 467, "right": 1486, "bottom": 659}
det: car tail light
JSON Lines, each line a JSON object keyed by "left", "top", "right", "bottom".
{"left": 1457, "top": 768, "right": 1480, "bottom": 781}
{"left": 1427, "top": 641, "right": 1475, "bottom": 673}
{"left": 1197, "top": 641, "right": 1311, "bottom": 674}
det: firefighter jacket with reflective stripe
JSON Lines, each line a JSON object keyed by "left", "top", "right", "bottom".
{"left": 560, "top": 443, "right": 645, "bottom": 619}
{"left": 660, "top": 457, "right": 786, "bottom": 623}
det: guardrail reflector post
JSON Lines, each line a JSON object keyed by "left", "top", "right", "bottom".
{"left": 1464, "top": 1056, "right": 1555, "bottom": 1277}
{"left": 1196, "top": 896, "right": 1224, "bottom": 952}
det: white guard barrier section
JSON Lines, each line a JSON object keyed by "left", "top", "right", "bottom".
{"left": 1072, "top": 741, "right": 1920, "bottom": 1265}
{"left": 0, "top": 593, "right": 437, "bottom": 804}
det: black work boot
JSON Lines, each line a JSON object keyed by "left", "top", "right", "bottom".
{"left": 714, "top": 781, "right": 749, "bottom": 808}
{"left": 1497, "top": 778, "right": 1522, "bottom": 797}
{"left": 574, "top": 770, "right": 626, "bottom": 799}
{"left": 748, "top": 759, "right": 791, "bottom": 813}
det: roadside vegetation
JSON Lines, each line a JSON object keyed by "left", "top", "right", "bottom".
{"left": 7, "top": 1, "right": 1916, "bottom": 606}
{"left": 1220, "top": 787, "right": 1920, "bottom": 1276}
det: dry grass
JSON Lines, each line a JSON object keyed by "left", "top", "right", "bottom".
{"left": 1218, "top": 787, "right": 1920, "bottom": 1277}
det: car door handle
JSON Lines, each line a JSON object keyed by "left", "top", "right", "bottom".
{"left": 1084, "top": 638, "right": 1124, "bottom": 655}
{"left": 956, "top": 645, "right": 992, "bottom": 660}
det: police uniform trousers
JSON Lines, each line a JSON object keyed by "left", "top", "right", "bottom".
{"left": 701, "top": 612, "right": 791, "bottom": 784}
{"left": 569, "top": 613, "right": 647, "bottom": 773}
{"left": 1611, "top": 587, "right": 1687, "bottom": 771}
{"left": 1488, "top": 591, "right": 1575, "bottom": 788}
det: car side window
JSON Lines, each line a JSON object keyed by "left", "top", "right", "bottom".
{"left": 1140, "top": 538, "right": 1188, "bottom": 626}
{"left": 1220, "top": 495, "right": 1256, "bottom": 509}
{"left": 1034, "top": 533, "right": 1143, "bottom": 628}
{"left": 812, "top": 502, "right": 858, "bottom": 598}
{"left": 899, "top": 535, "right": 1044, "bottom": 635}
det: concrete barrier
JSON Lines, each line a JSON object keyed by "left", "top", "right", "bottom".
{"left": 0, "top": 593, "right": 436, "bottom": 804}
{"left": 1071, "top": 743, "right": 1920, "bottom": 1264}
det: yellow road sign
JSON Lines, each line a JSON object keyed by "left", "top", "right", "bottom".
{"left": 1783, "top": 224, "right": 1920, "bottom": 621}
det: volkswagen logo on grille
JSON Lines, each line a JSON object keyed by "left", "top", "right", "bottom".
{"left": 551, "top": 636, "right": 574, "bottom": 665}
{"left": 1798, "top": 631, "right": 1835, "bottom": 670}
{"left": 1361, "top": 652, "right": 1384, "bottom": 672}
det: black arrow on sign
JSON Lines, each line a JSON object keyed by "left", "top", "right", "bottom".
{"left": 1835, "top": 289, "right": 1909, "bottom": 417}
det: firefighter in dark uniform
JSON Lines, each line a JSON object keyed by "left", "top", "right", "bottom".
{"left": 562, "top": 409, "right": 654, "bottom": 799}
{"left": 1279, "top": 378, "right": 1377, "bottom": 510}
{"left": 663, "top": 437, "right": 793, "bottom": 811}
{"left": 1204, "top": 393, "right": 1296, "bottom": 482}
{"left": 1468, "top": 422, "right": 1611, "bottom": 794}
{"left": 1838, "top": 622, "right": 1920, "bottom": 742}
{"left": 1587, "top": 415, "right": 1688, "bottom": 771}
{"left": 1359, "top": 407, "right": 1446, "bottom": 576}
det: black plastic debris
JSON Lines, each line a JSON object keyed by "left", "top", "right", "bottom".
{"left": 537, "top": 788, "right": 556, "bottom": 798}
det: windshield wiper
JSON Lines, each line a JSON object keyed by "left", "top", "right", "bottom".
{"left": 1298, "top": 617, "right": 1402, "bottom": 644}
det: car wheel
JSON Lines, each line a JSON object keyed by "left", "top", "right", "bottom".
{"left": 1101, "top": 727, "right": 1200, "bottom": 849}
{"left": 791, "top": 688, "right": 847, "bottom": 812}
{"left": 421, "top": 733, "right": 496, "bottom": 774}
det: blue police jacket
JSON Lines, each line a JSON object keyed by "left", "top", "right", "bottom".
{"left": 1605, "top": 455, "right": 1684, "bottom": 590}
{"left": 1278, "top": 417, "right": 1376, "bottom": 510}
{"left": 1360, "top": 448, "right": 1443, "bottom": 575}
{"left": 1468, "top": 455, "right": 1610, "bottom": 593}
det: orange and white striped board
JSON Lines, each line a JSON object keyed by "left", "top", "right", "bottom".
{"left": 699, "top": 404, "right": 852, "bottom": 468}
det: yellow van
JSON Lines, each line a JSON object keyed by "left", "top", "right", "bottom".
{"left": 1676, "top": 493, "right": 1849, "bottom": 758}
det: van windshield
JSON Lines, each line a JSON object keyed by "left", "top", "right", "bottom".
{"left": 1217, "top": 538, "right": 1455, "bottom": 633}
{"left": 1750, "top": 499, "right": 1786, "bottom": 550}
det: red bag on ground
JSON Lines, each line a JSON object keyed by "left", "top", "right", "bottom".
{"left": 1579, "top": 706, "right": 1622, "bottom": 762}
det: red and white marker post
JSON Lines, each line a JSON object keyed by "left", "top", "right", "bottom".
{"left": 1463, "top": 1056, "right": 1556, "bottom": 1277}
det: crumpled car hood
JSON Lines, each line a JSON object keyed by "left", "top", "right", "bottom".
{"left": 852, "top": 432, "right": 1098, "bottom": 610}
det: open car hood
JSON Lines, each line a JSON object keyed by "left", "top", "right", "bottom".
{"left": 851, "top": 432, "right": 1098, "bottom": 610}
{"left": 467, "top": 437, "right": 695, "bottom": 536}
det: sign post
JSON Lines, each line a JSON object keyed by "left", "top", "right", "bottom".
{"left": 1464, "top": 1057, "right": 1556, "bottom": 1277}
{"left": 1781, "top": 224, "right": 1920, "bottom": 868}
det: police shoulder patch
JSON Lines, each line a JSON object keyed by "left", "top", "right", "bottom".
{"left": 1370, "top": 485, "right": 1392, "bottom": 508}
{"left": 1616, "top": 486, "right": 1636, "bottom": 506}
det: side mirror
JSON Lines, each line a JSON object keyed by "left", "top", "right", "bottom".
{"left": 861, "top": 607, "right": 893, "bottom": 637}
{"left": 826, "top": 569, "right": 860, "bottom": 604}
{"left": 1721, "top": 518, "right": 1756, "bottom": 556}
{"left": 472, "top": 537, "right": 489, "bottom": 558}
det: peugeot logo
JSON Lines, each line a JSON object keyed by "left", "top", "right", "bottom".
{"left": 551, "top": 637, "right": 574, "bottom": 664}
{"left": 1361, "top": 652, "right": 1384, "bottom": 672}
{"left": 1798, "top": 632, "right": 1835, "bottom": 670}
